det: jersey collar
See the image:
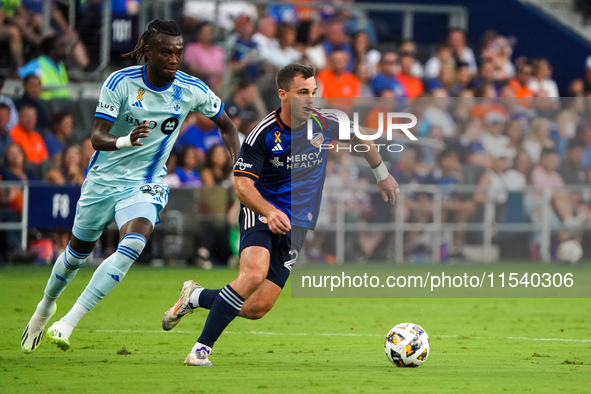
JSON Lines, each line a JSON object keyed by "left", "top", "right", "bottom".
{"left": 141, "top": 65, "right": 173, "bottom": 92}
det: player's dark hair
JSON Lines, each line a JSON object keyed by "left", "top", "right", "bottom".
{"left": 123, "top": 19, "right": 182, "bottom": 63}
{"left": 276, "top": 64, "right": 315, "bottom": 91}
{"left": 0, "top": 102, "right": 10, "bottom": 111}
{"left": 540, "top": 147, "right": 558, "bottom": 157}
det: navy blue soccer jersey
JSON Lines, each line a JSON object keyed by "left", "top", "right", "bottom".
{"left": 234, "top": 108, "right": 345, "bottom": 229}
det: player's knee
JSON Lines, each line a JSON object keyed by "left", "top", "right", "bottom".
{"left": 243, "top": 301, "right": 273, "bottom": 320}
{"left": 116, "top": 232, "right": 147, "bottom": 261}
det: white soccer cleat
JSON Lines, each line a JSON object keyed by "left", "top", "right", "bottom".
{"left": 46, "top": 321, "right": 73, "bottom": 352}
{"left": 21, "top": 303, "right": 56, "bottom": 354}
{"left": 184, "top": 348, "right": 213, "bottom": 367}
{"left": 162, "top": 280, "right": 201, "bottom": 331}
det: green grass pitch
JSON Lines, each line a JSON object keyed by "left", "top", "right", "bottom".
{"left": 1, "top": 265, "right": 590, "bottom": 393}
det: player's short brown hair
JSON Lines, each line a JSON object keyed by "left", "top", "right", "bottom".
{"left": 276, "top": 64, "right": 315, "bottom": 91}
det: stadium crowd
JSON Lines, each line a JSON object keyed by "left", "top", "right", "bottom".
{"left": 0, "top": 1, "right": 590, "bottom": 264}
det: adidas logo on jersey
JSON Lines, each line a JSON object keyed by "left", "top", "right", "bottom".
{"left": 131, "top": 100, "right": 143, "bottom": 108}
{"left": 272, "top": 143, "right": 283, "bottom": 152}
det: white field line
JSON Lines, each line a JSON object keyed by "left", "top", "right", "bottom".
{"left": 93, "top": 329, "right": 591, "bottom": 343}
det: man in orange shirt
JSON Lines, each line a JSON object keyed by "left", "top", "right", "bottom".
{"left": 508, "top": 63, "right": 534, "bottom": 108}
{"left": 396, "top": 53, "right": 424, "bottom": 98}
{"left": 317, "top": 48, "right": 361, "bottom": 108}
{"left": 9, "top": 104, "right": 48, "bottom": 165}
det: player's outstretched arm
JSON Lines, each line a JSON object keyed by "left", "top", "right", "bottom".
{"left": 214, "top": 111, "right": 241, "bottom": 164}
{"left": 234, "top": 176, "right": 291, "bottom": 235}
{"left": 352, "top": 138, "right": 400, "bottom": 206}
{"left": 91, "top": 118, "right": 150, "bottom": 151}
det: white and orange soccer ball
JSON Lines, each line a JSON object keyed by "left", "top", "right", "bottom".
{"left": 384, "top": 323, "right": 430, "bottom": 367}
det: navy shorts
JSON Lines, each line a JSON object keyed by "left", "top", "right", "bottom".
{"left": 239, "top": 206, "right": 308, "bottom": 288}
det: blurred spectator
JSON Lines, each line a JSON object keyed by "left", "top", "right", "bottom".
{"left": 480, "top": 35, "right": 515, "bottom": 81}
{"left": 447, "top": 29, "right": 477, "bottom": 76}
{"left": 471, "top": 84, "right": 507, "bottom": 120}
{"left": 183, "top": 1, "right": 257, "bottom": 32}
{"left": 45, "top": 144, "right": 84, "bottom": 185}
{"left": 351, "top": 30, "right": 380, "bottom": 77}
{"left": 0, "top": 3, "right": 24, "bottom": 69}
{"left": 523, "top": 118, "right": 555, "bottom": 162}
{"left": 470, "top": 58, "right": 502, "bottom": 95}
{"left": 370, "top": 51, "right": 405, "bottom": 97}
{"left": 499, "top": 85, "right": 535, "bottom": 134}
{"left": 508, "top": 62, "right": 535, "bottom": 106}
{"left": 557, "top": 97, "right": 584, "bottom": 148}
{"left": 11, "top": 0, "right": 89, "bottom": 69}
{"left": 425, "top": 148, "right": 475, "bottom": 257}
{"left": 475, "top": 150, "right": 526, "bottom": 207}
{"left": 481, "top": 110, "right": 513, "bottom": 159}
{"left": 177, "top": 112, "right": 224, "bottom": 158}
{"left": 174, "top": 145, "right": 202, "bottom": 186}
{"left": 528, "top": 58, "right": 559, "bottom": 98}
{"left": 454, "top": 62, "right": 473, "bottom": 95}
{"left": 396, "top": 53, "right": 424, "bottom": 98}
{"left": 9, "top": 104, "right": 47, "bottom": 165}
{"left": 18, "top": 35, "right": 71, "bottom": 99}
{"left": 13, "top": 74, "right": 49, "bottom": 131}
{"left": 557, "top": 139, "right": 589, "bottom": 185}
{"left": 514, "top": 148, "right": 533, "bottom": 182}
{"left": 200, "top": 144, "right": 233, "bottom": 187}
{"left": 342, "top": 3, "right": 379, "bottom": 45}
{"left": 317, "top": 48, "right": 360, "bottom": 106}
{"left": 225, "top": 78, "right": 265, "bottom": 136}
{"left": 399, "top": 39, "right": 424, "bottom": 78}
{"left": 253, "top": 15, "right": 279, "bottom": 70}
{"left": 0, "top": 102, "right": 12, "bottom": 158}
{"left": 354, "top": 61, "right": 374, "bottom": 98}
{"left": 530, "top": 147, "right": 586, "bottom": 229}
{"left": 424, "top": 44, "right": 454, "bottom": 80}
{"left": 183, "top": 22, "right": 225, "bottom": 91}
{"left": 418, "top": 88, "right": 456, "bottom": 138}
{"left": 390, "top": 147, "right": 433, "bottom": 252}
{"left": 0, "top": 73, "right": 18, "bottom": 129}
{"left": 262, "top": 22, "right": 302, "bottom": 69}
{"left": 44, "top": 110, "right": 73, "bottom": 164}
{"left": 321, "top": 20, "right": 355, "bottom": 72}
{"left": 0, "top": 144, "right": 37, "bottom": 215}
{"left": 299, "top": 21, "right": 326, "bottom": 70}
{"left": 228, "top": 14, "right": 260, "bottom": 81}
{"left": 428, "top": 62, "right": 461, "bottom": 95}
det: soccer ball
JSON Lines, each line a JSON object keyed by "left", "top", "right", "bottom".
{"left": 557, "top": 240, "right": 583, "bottom": 264}
{"left": 384, "top": 323, "right": 430, "bottom": 367}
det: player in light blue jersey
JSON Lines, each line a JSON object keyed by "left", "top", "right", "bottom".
{"left": 21, "top": 19, "right": 240, "bottom": 354}
{"left": 161, "top": 64, "right": 400, "bottom": 366}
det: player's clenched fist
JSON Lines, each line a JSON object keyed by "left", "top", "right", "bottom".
{"left": 266, "top": 209, "right": 291, "bottom": 235}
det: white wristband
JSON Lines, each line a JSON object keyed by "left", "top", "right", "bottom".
{"left": 115, "top": 134, "right": 133, "bottom": 149}
{"left": 372, "top": 161, "right": 390, "bottom": 182}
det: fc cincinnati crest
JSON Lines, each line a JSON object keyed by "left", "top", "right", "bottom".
{"left": 310, "top": 132, "right": 324, "bottom": 148}
{"left": 258, "top": 215, "right": 268, "bottom": 224}
{"left": 171, "top": 99, "right": 183, "bottom": 115}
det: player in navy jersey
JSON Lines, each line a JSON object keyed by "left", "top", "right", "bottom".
{"left": 21, "top": 20, "right": 240, "bottom": 354}
{"left": 162, "top": 64, "right": 399, "bottom": 366}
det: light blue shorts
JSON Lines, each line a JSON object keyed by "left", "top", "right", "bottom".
{"left": 72, "top": 179, "right": 169, "bottom": 242}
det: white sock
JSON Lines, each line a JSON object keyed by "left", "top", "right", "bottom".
{"left": 189, "top": 287, "right": 205, "bottom": 309}
{"left": 35, "top": 299, "right": 56, "bottom": 318}
{"left": 191, "top": 342, "right": 211, "bottom": 355}
{"left": 61, "top": 302, "right": 89, "bottom": 329}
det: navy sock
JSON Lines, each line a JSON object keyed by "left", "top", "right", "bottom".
{"left": 198, "top": 289, "right": 221, "bottom": 310}
{"left": 198, "top": 285, "right": 244, "bottom": 348}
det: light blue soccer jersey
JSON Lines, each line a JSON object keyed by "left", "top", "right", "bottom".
{"left": 89, "top": 65, "right": 224, "bottom": 186}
